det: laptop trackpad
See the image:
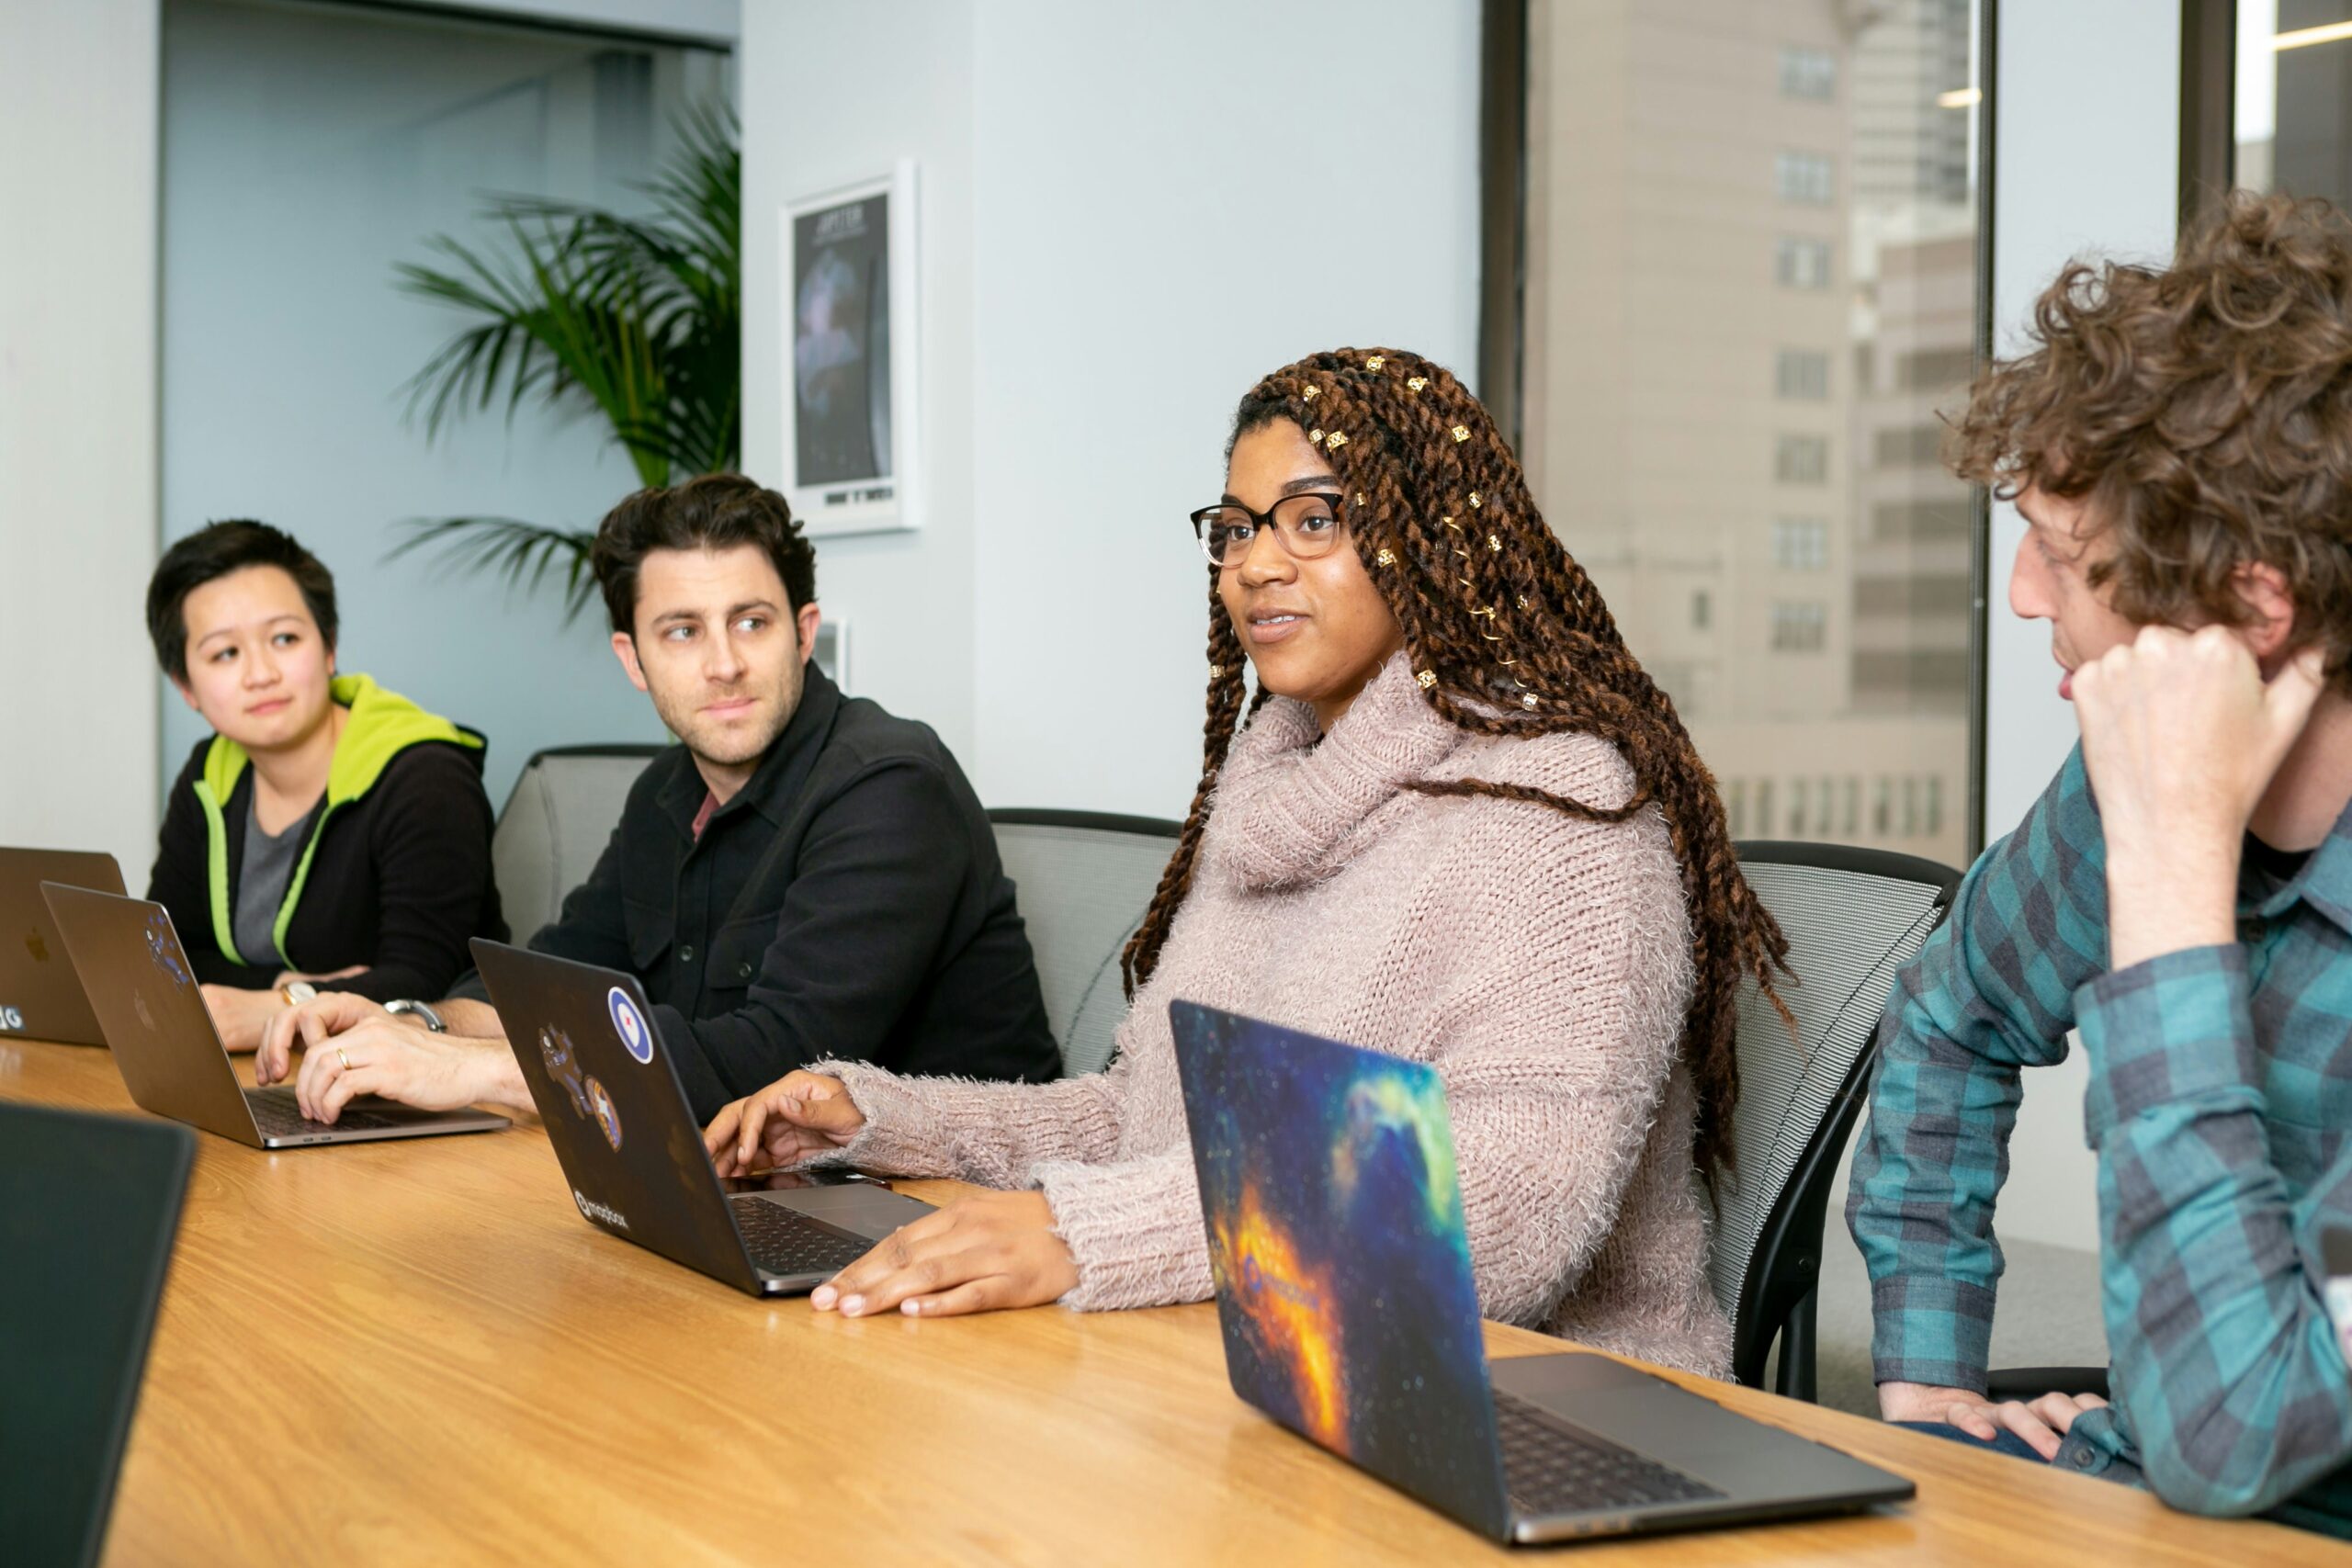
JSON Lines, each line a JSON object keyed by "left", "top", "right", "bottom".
{"left": 771, "top": 1184, "right": 935, "bottom": 1238}
{"left": 1492, "top": 1353, "right": 1903, "bottom": 1496}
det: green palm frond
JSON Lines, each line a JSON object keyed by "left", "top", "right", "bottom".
{"left": 386, "top": 515, "right": 603, "bottom": 623}
{"left": 389, "top": 102, "right": 740, "bottom": 610}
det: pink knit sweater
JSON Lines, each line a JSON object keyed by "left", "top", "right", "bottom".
{"left": 820, "top": 652, "right": 1732, "bottom": 1376}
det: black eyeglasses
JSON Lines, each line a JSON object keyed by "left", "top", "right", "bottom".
{"left": 1189, "top": 492, "right": 1350, "bottom": 568}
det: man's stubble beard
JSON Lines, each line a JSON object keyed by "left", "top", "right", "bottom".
{"left": 646, "top": 657, "right": 805, "bottom": 774}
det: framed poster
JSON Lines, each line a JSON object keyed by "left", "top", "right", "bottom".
{"left": 783, "top": 161, "right": 919, "bottom": 536}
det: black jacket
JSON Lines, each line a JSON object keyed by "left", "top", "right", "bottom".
{"left": 150, "top": 697, "right": 507, "bottom": 1002}
{"left": 457, "top": 665, "right": 1058, "bottom": 1119}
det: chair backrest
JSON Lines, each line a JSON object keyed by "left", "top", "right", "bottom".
{"left": 493, "top": 745, "right": 668, "bottom": 947}
{"left": 1707, "top": 840, "right": 1961, "bottom": 1389}
{"left": 987, "top": 809, "right": 1181, "bottom": 1077}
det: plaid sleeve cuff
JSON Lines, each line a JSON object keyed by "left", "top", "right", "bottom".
{"left": 2075, "top": 944, "right": 2259, "bottom": 1142}
{"left": 1869, "top": 1272, "right": 1997, "bottom": 1392}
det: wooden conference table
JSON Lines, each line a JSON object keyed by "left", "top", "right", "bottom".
{"left": 4, "top": 1038, "right": 2337, "bottom": 1566}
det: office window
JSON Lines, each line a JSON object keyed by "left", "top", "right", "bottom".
{"left": 1770, "top": 601, "right": 1827, "bottom": 652}
{"left": 1781, "top": 45, "right": 1838, "bottom": 102}
{"left": 1926, "top": 773, "right": 1944, "bottom": 836}
{"left": 1903, "top": 777, "right": 1921, "bottom": 837}
{"left": 1773, "top": 516, "right": 1828, "bottom": 570}
{"left": 1518, "top": 7, "right": 1984, "bottom": 867}
{"left": 1776, "top": 151, "right": 1836, "bottom": 204}
{"left": 1774, "top": 236, "right": 1833, "bottom": 289}
{"left": 1775, "top": 434, "right": 1828, "bottom": 484}
{"left": 1873, "top": 778, "right": 1893, "bottom": 835}
{"left": 1727, "top": 777, "right": 1747, "bottom": 836}
{"left": 1775, "top": 347, "right": 1831, "bottom": 400}
{"left": 2229, "top": 3, "right": 2352, "bottom": 209}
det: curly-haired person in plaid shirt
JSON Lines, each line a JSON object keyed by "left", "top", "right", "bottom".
{"left": 1846, "top": 191, "right": 2352, "bottom": 1538}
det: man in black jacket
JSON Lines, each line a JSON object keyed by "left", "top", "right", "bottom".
{"left": 256, "top": 475, "right": 1058, "bottom": 1122}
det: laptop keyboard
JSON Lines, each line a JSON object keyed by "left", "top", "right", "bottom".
{"left": 728, "top": 1195, "right": 875, "bottom": 1277}
{"left": 1494, "top": 1391, "right": 1725, "bottom": 1517}
{"left": 246, "top": 1089, "right": 399, "bottom": 1137}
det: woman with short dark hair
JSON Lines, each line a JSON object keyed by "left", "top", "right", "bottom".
{"left": 145, "top": 520, "right": 506, "bottom": 1052}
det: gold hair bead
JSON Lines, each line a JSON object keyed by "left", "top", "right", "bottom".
{"left": 1326, "top": 431, "right": 1348, "bottom": 448}
{"left": 1365, "top": 355, "right": 1385, "bottom": 370}
{"left": 1416, "top": 670, "right": 1438, "bottom": 690}
{"left": 1468, "top": 492, "right": 1482, "bottom": 508}
{"left": 1356, "top": 491, "right": 1366, "bottom": 504}
{"left": 1302, "top": 385, "right": 1319, "bottom": 400}
{"left": 1207, "top": 663, "right": 1224, "bottom": 678}
{"left": 1407, "top": 376, "right": 1427, "bottom": 392}
{"left": 1452, "top": 424, "right": 1470, "bottom": 443}
{"left": 1521, "top": 692, "right": 1539, "bottom": 710}
{"left": 1442, "top": 516, "right": 1460, "bottom": 532}
{"left": 1516, "top": 594, "right": 1531, "bottom": 610}
{"left": 1309, "top": 428, "right": 1325, "bottom": 444}
{"left": 1487, "top": 535, "right": 1501, "bottom": 553}
{"left": 1374, "top": 547, "right": 1396, "bottom": 567}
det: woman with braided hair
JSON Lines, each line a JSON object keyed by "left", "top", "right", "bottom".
{"left": 703, "top": 348, "right": 1787, "bottom": 1374}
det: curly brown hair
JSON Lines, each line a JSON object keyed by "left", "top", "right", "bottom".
{"left": 1949, "top": 190, "right": 2352, "bottom": 682}
{"left": 1120, "top": 347, "right": 1792, "bottom": 1176}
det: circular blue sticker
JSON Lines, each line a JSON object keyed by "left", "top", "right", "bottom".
{"left": 608, "top": 987, "right": 652, "bottom": 1064}
{"left": 587, "top": 1076, "right": 622, "bottom": 1150}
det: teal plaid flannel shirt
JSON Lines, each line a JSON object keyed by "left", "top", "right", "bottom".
{"left": 1845, "top": 745, "right": 2352, "bottom": 1534}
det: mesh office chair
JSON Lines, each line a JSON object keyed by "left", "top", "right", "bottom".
{"left": 492, "top": 745, "right": 668, "bottom": 947}
{"left": 987, "top": 809, "right": 1181, "bottom": 1077}
{"left": 1707, "top": 840, "right": 1962, "bottom": 1399}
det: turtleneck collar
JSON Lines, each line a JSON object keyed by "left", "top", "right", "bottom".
{"left": 1201, "top": 651, "right": 1465, "bottom": 891}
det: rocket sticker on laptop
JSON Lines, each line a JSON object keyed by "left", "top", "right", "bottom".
{"left": 538, "top": 1022, "right": 624, "bottom": 1150}
{"left": 609, "top": 987, "right": 653, "bottom": 1064}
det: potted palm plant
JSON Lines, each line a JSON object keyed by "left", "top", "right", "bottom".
{"left": 390, "top": 101, "right": 740, "bottom": 619}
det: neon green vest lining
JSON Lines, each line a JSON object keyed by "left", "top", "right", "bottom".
{"left": 189, "top": 674, "right": 482, "bottom": 969}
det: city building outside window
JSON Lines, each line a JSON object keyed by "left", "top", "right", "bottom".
{"left": 1516, "top": 0, "right": 1984, "bottom": 866}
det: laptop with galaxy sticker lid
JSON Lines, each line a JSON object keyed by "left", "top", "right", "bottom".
{"left": 1170, "top": 999, "right": 1913, "bottom": 1546}
{"left": 469, "top": 939, "right": 934, "bottom": 1297}
{"left": 40, "top": 884, "right": 507, "bottom": 1148}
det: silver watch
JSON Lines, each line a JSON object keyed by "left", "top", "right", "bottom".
{"left": 385, "top": 998, "right": 447, "bottom": 1032}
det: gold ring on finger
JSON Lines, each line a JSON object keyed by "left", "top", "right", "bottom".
{"left": 337, "top": 1047, "right": 351, "bottom": 1072}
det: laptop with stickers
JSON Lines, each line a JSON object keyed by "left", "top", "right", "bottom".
{"left": 0, "top": 848, "right": 127, "bottom": 1045}
{"left": 469, "top": 939, "right": 934, "bottom": 1297}
{"left": 1170, "top": 999, "right": 1914, "bottom": 1546}
{"left": 40, "top": 884, "right": 508, "bottom": 1147}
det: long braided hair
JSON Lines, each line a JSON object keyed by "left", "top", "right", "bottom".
{"left": 1121, "top": 347, "right": 1791, "bottom": 1176}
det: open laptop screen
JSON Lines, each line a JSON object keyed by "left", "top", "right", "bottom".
{"left": 1171, "top": 999, "right": 1510, "bottom": 1540}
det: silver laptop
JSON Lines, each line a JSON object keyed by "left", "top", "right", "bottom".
{"left": 0, "top": 848, "right": 126, "bottom": 1045}
{"left": 1171, "top": 1000, "right": 1914, "bottom": 1545}
{"left": 40, "top": 883, "right": 507, "bottom": 1148}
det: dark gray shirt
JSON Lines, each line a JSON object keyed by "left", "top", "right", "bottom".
{"left": 233, "top": 794, "right": 322, "bottom": 969}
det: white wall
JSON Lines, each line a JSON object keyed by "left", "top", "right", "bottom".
{"left": 741, "top": 0, "right": 1482, "bottom": 815}
{"left": 0, "top": 0, "right": 163, "bottom": 882}
{"left": 742, "top": 0, "right": 980, "bottom": 765}
{"left": 1961, "top": 0, "right": 2184, "bottom": 1254}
